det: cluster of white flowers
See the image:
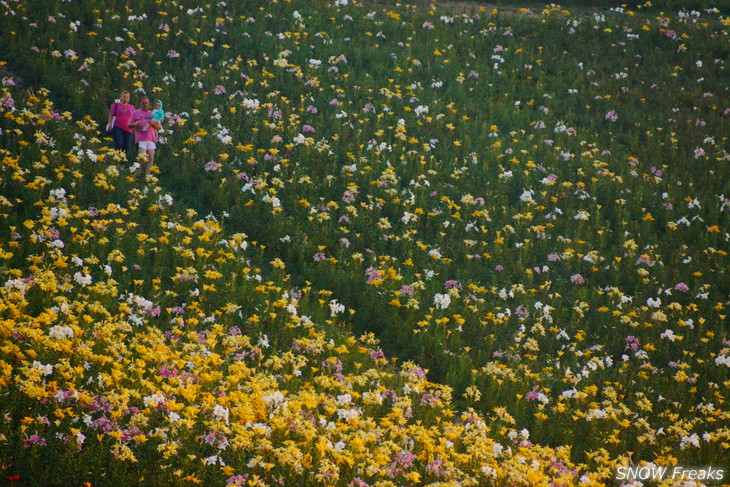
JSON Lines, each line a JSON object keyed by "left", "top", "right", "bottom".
{"left": 329, "top": 299, "right": 345, "bottom": 316}
{"left": 49, "top": 188, "right": 66, "bottom": 201}
{"left": 433, "top": 293, "right": 451, "bottom": 310}
{"left": 337, "top": 407, "right": 360, "bottom": 421}
{"left": 143, "top": 393, "right": 166, "bottom": 407}
{"left": 4, "top": 278, "right": 28, "bottom": 296}
{"left": 33, "top": 361, "right": 54, "bottom": 376}
{"left": 49, "top": 207, "right": 68, "bottom": 221}
{"left": 680, "top": 433, "right": 700, "bottom": 449}
{"left": 585, "top": 408, "right": 608, "bottom": 421}
{"left": 73, "top": 272, "right": 92, "bottom": 287}
{"left": 660, "top": 329, "right": 676, "bottom": 341}
{"left": 262, "top": 194, "right": 281, "bottom": 208}
{"left": 49, "top": 325, "right": 75, "bottom": 340}
{"left": 242, "top": 98, "right": 260, "bottom": 111}
{"left": 414, "top": 105, "right": 429, "bottom": 117}
{"left": 214, "top": 124, "right": 232, "bottom": 145}
{"left": 158, "top": 194, "right": 174, "bottom": 206}
{"left": 562, "top": 388, "right": 579, "bottom": 399}
{"left": 212, "top": 404, "right": 230, "bottom": 423}
{"left": 714, "top": 354, "right": 730, "bottom": 367}
{"left": 519, "top": 189, "right": 535, "bottom": 204}
{"left": 127, "top": 294, "right": 155, "bottom": 311}
{"left": 401, "top": 211, "right": 415, "bottom": 224}
{"left": 262, "top": 391, "right": 286, "bottom": 410}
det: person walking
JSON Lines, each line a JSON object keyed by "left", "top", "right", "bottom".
{"left": 106, "top": 91, "right": 135, "bottom": 161}
{"left": 128, "top": 96, "right": 161, "bottom": 176}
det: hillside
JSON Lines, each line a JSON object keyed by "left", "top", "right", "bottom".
{"left": 1, "top": 0, "right": 729, "bottom": 485}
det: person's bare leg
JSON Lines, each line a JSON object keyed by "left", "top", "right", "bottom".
{"left": 146, "top": 150, "right": 156, "bottom": 175}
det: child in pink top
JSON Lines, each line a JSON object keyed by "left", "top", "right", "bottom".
{"left": 128, "top": 96, "right": 161, "bottom": 176}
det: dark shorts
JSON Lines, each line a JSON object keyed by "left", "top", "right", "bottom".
{"left": 112, "top": 126, "right": 133, "bottom": 152}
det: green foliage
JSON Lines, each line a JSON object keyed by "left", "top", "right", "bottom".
{"left": 1, "top": 0, "right": 729, "bottom": 484}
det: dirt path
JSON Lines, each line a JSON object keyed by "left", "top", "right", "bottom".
{"left": 437, "top": 1, "right": 540, "bottom": 15}
{"left": 416, "top": 1, "right": 600, "bottom": 17}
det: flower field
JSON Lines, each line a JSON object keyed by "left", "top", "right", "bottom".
{"left": 1, "top": 0, "right": 729, "bottom": 485}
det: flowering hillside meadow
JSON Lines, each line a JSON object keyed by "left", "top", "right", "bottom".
{"left": 1, "top": 0, "right": 729, "bottom": 485}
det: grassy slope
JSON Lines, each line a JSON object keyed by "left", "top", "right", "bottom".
{"left": 1, "top": 0, "right": 729, "bottom": 484}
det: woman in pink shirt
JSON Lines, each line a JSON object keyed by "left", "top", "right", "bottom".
{"left": 128, "top": 96, "right": 161, "bottom": 176}
{"left": 106, "top": 91, "right": 135, "bottom": 160}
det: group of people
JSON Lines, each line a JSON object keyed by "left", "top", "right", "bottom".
{"left": 107, "top": 91, "right": 165, "bottom": 175}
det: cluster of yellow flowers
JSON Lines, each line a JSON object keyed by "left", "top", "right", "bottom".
{"left": 0, "top": 86, "right": 593, "bottom": 485}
